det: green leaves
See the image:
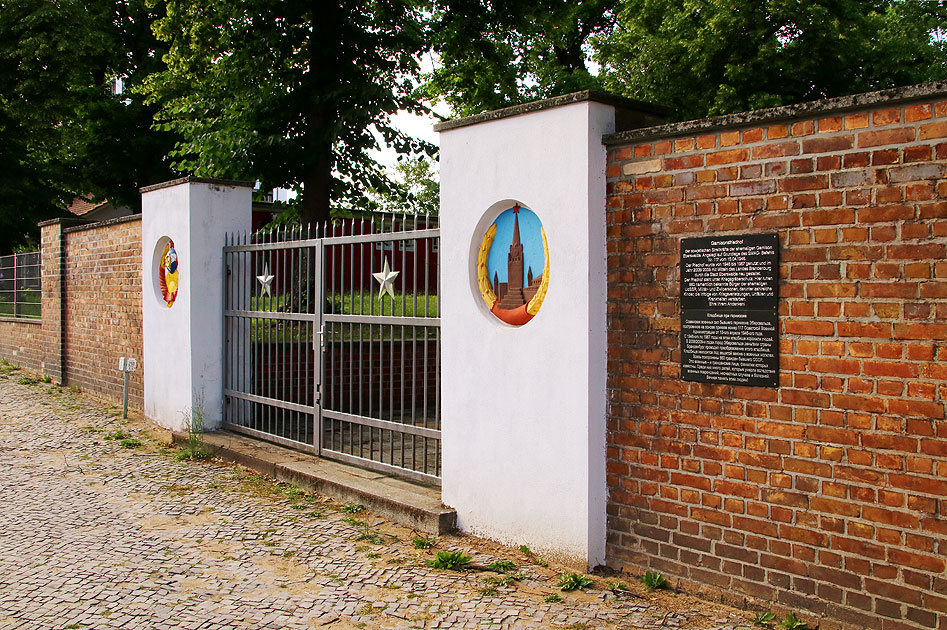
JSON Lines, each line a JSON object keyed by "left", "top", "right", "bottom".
{"left": 424, "top": 0, "right": 614, "bottom": 116}
{"left": 0, "top": 0, "right": 176, "bottom": 251}
{"left": 556, "top": 572, "right": 595, "bottom": 591}
{"left": 428, "top": 550, "right": 473, "bottom": 570}
{"left": 142, "top": 0, "right": 436, "bottom": 225}
{"left": 640, "top": 570, "right": 667, "bottom": 591}
{"left": 597, "top": 0, "right": 947, "bottom": 120}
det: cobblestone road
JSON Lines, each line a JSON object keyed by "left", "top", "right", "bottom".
{"left": 0, "top": 372, "right": 754, "bottom": 630}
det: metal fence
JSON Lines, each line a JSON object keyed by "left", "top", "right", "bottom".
{"left": 0, "top": 251, "right": 41, "bottom": 319}
{"left": 222, "top": 215, "right": 441, "bottom": 484}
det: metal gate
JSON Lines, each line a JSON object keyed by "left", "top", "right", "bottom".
{"left": 222, "top": 216, "right": 441, "bottom": 484}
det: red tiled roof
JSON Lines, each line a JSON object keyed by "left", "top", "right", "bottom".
{"left": 67, "top": 197, "right": 108, "bottom": 216}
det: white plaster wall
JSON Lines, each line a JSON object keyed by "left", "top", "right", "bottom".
{"left": 142, "top": 180, "right": 251, "bottom": 431}
{"left": 439, "top": 101, "right": 614, "bottom": 568}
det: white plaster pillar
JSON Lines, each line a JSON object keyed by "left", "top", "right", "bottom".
{"left": 437, "top": 93, "right": 633, "bottom": 569}
{"left": 140, "top": 177, "right": 253, "bottom": 431}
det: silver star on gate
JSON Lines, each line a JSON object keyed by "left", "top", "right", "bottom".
{"left": 372, "top": 258, "right": 400, "bottom": 300}
{"left": 256, "top": 263, "right": 275, "bottom": 297}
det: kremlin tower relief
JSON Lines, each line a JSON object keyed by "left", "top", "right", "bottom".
{"left": 476, "top": 202, "right": 549, "bottom": 326}
{"left": 492, "top": 207, "right": 542, "bottom": 310}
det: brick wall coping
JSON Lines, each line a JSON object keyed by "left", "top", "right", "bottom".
{"left": 139, "top": 175, "right": 255, "bottom": 193}
{"left": 0, "top": 317, "right": 41, "bottom": 325}
{"left": 433, "top": 90, "right": 670, "bottom": 132}
{"left": 603, "top": 80, "right": 947, "bottom": 146}
{"left": 62, "top": 213, "right": 141, "bottom": 235}
{"left": 37, "top": 216, "right": 95, "bottom": 228}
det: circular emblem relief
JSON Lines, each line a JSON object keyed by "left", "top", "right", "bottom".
{"left": 154, "top": 237, "right": 179, "bottom": 308}
{"left": 476, "top": 203, "right": 549, "bottom": 326}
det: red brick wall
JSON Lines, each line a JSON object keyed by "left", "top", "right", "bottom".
{"left": 61, "top": 217, "right": 143, "bottom": 407}
{"left": 0, "top": 319, "right": 43, "bottom": 371}
{"left": 605, "top": 90, "right": 947, "bottom": 629}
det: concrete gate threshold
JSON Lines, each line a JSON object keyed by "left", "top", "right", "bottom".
{"left": 171, "top": 431, "right": 456, "bottom": 535}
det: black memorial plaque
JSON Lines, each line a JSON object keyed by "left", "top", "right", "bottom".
{"left": 681, "top": 233, "right": 779, "bottom": 311}
{"left": 680, "top": 234, "right": 780, "bottom": 388}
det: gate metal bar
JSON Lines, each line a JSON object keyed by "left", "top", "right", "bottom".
{"left": 223, "top": 226, "right": 322, "bottom": 452}
{"left": 222, "top": 216, "right": 440, "bottom": 484}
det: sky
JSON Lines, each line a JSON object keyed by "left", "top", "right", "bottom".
{"left": 369, "top": 106, "right": 446, "bottom": 173}
{"left": 369, "top": 50, "right": 450, "bottom": 174}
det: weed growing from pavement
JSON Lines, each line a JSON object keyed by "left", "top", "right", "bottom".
{"left": 779, "top": 612, "right": 808, "bottom": 629}
{"left": 605, "top": 580, "right": 629, "bottom": 591}
{"left": 356, "top": 530, "right": 386, "bottom": 545}
{"left": 544, "top": 594, "right": 563, "bottom": 603}
{"left": 120, "top": 438, "right": 142, "bottom": 449}
{"left": 105, "top": 430, "right": 129, "bottom": 440}
{"left": 752, "top": 611, "right": 777, "bottom": 626}
{"left": 341, "top": 503, "right": 364, "bottom": 514}
{"left": 483, "top": 573, "right": 524, "bottom": 588}
{"left": 557, "top": 573, "right": 595, "bottom": 592}
{"left": 487, "top": 559, "right": 516, "bottom": 573}
{"left": 0, "top": 360, "right": 19, "bottom": 373}
{"left": 518, "top": 544, "right": 548, "bottom": 566}
{"left": 413, "top": 536, "right": 436, "bottom": 549}
{"left": 428, "top": 550, "right": 472, "bottom": 571}
{"left": 177, "top": 398, "right": 211, "bottom": 461}
{"left": 641, "top": 570, "right": 668, "bottom": 591}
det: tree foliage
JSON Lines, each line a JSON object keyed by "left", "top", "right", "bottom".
{"left": 142, "top": 0, "right": 435, "bottom": 226}
{"left": 0, "top": 0, "right": 175, "bottom": 251}
{"left": 425, "top": 0, "right": 947, "bottom": 121}
{"left": 596, "top": 0, "right": 947, "bottom": 120}
{"left": 373, "top": 157, "right": 440, "bottom": 216}
{"left": 424, "top": 0, "right": 616, "bottom": 116}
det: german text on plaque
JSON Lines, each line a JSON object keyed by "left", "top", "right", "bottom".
{"left": 680, "top": 234, "right": 779, "bottom": 388}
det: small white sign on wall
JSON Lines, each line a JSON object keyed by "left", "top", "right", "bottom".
{"left": 118, "top": 357, "right": 137, "bottom": 372}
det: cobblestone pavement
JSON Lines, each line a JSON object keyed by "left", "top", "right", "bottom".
{"left": 0, "top": 373, "right": 754, "bottom": 630}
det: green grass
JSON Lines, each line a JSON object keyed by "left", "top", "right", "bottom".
{"left": 0, "top": 290, "right": 40, "bottom": 318}
{"left": 327, "top": 292, "right": 438, "bottom": 318}
{"left": 242, "top": 291, "right": 439, "bottom": 343}
{"left": 412, "top": 536, "right": 436, "bottom": 549}
{"left": 248, "top": 291, "right": 437, "bottom": 318}
{"left": 177, "top": 400, "right": 212, "bottom": 461}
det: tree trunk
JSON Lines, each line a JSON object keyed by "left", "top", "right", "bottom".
{"left": 302, "top": 102, "right": 332, "bottom": 228}
{"left": 302, "top": 4, "right": 338, "bottom": 228}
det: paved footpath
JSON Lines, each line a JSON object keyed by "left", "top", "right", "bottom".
{"left": 0, "top": 373, "right": 753, "bottom": 630}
